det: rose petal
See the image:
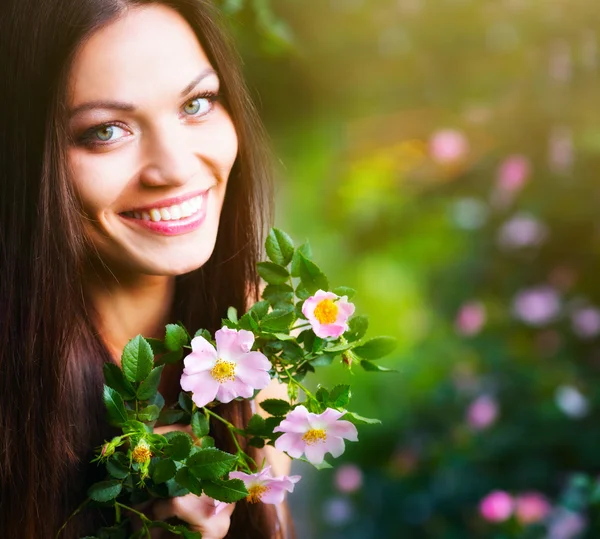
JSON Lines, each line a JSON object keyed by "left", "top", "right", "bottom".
{"left": 181, "top": 372, "right": 220, "bottom": 408}
{"left": 304, "top": 442, "right": 327, "bottom": 465}
{"left": 236, "top": 362, "right": 271, "bottom": 390}
{"left": 325, "top": 436, "right": 346, "bottom": 458}
{"left": 238, "top": 351, "right": 272, "bottom": 371}
{"left": 216, "top": 378, "right": 251, "bottom": 403}
{"left": 327, "top": 420, "right": 359, "bottom": 441}
{"left": 274, "top": 432, "right": 305, "bottom": 458}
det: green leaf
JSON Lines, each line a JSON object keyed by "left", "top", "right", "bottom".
{"left": 152, "top": 459, "right": 177, "bottom": 484}
{"left": 103, "top": 386, "right": 128, "bottom": 426}
{"left": 332, "top": 286, "right": 356, "bottom": 300}
{"left": 261, "top": 304, "right": 295, "bottom": 332}
{"left": 329, "top": 385, "right": 351, "bottom": 408}
{"left": 353, "top": 336, "right": 398, "bottom": 359}
{"left": 191, "top": 411, "right": 210, "bottom": 438}
{"left": 262, "top": 283, "right": 294, "bottom": 308}
{"left": 106, "top": 456, "right": 130, "bottom": 480}
{"left": 103, "top": 363, "right": 136, "bottom": 401}
{"left": 174, "top": 467, "right": 203, "bottom": 496}
{"left": 200, "top": 436, "right": 215, "bottom": 448}
{"left": 155, "top": 348, "right": 183, "bottom": 366}
{"left": 178, "top": 392, "right": 193, "bottom": 414}
{"left": 187, "top": 448, "right": 236, "bottom": 480}
{"left": 88, "top": 480, "right": 122, "bottom": 503}
{"left": 165, "top": 324, "right": 189, "bottom": 351}
{"left": 227, "top": 306, "right": 238, "bottom": 323}
{"left": 122, "top": 420, "right": 150, "bottom": 436}
{"left": 248, "top": 437, "right": 265, "bottom": 448}
{"left": 298, "top": 255, "right": 329, "bottom": 295}
{"left": 137, "top": 404, "right": 160, "bottom": 422}
{"left": 310, "top": 353, "right": 335, "bottom": 367}
{"left": 121, "top": 335, "right": 154, "bottom": 383}
{"left": 238, "top": 312, "right": 260, "bottom": 332}
{"left": 290, "top": 242, "right": 313, "bottom": 277}
{"left": 315, "top": 386, "right": 329, "bottom": 403}
{"left": 202, "top": 478, "right": 248, "bottom": 503}
{"left": 246, "top": 414, "right": 266, "bottom": 435}
{"left": 342, "top": 411, "right": 382, "bottom": 425}
{"left": 136, "top": 365, "right": 165, "bottom": 401}
{"left": 257, "top": 262, "right": 290, "bottom": 285}
{"left": 147, "top": 338, "right": 167, "bottom": 355}
{"left": 164, "top": 431, "right": 194, "bottom": 461}
{"left": 346, "top": 315, "right": 369, "bottom": 342}
{"left": 360, "top": 360, "right": 397, "bottom": 372}
{"left": 265, "top": 228, "right": 295, "bottom": 266}
{"left": 194, "top": 328, "right": 213, "bottom": 342}
{"left": 259, "top": 398, "right": 291, "bottom": 416}
{"left": 249, "top": 300, "right": 270, "bottom": 320}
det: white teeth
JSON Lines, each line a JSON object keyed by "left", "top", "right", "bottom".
{"left": 129, "top": 193, "right": 206, "bottom": 222}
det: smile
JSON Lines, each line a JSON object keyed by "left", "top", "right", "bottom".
{"left": 122, "top": 194, "right": 204, "bottom": 222}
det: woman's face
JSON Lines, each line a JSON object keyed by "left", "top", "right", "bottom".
{"left": 66, "top": 4, "right": 238, "bottom": 277}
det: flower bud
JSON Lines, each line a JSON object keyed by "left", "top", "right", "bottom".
{"left": 132, "top": 440, "right": 152, "bottom": 464}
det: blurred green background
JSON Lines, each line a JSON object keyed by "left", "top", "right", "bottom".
{"left": 221, "top": 0, "right": 600, "bottom": 537}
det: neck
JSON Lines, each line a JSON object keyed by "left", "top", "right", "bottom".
{"left": 85, "top": 264, "right": 175, "bottom": 364}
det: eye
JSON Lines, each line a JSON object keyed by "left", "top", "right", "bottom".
{"left": 182, "top": 92, "right": 218, "bottom": 118}
{"left": 93, "top": 125, "right": 126, "bottom": 142}
{"left": 78, "top": 123, "right": 129, "bottom": 147}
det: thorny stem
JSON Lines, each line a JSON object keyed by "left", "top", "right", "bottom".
{"left": 116, "top": 502, "right": 152, "bottom": 538}
{"left": 281, "top": 364, "right": 313, "bottom": 400}
{"left": 203, "top": 407, "right": 255, "bottom": 473}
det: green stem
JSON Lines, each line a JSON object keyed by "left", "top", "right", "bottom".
{"left": 203, "top": 407, "right": 255, "bottom": 473}
{"left": 55, "top": 498, "right": 90, "bottom": 538}
{"left": 115, "top": 503, "right": 121, "bottom": 524}
{"left": 281, "top": 364, "right": 313, "bottom": 399}
{"left": 116, "top": 502, "right": 152, "bottom": 538}
{"left": 290, "top": 322, "right": 311, "bottom": 331}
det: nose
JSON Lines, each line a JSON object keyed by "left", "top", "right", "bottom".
{"left": 138, "top": 122, "right": 201, "bottom": 188}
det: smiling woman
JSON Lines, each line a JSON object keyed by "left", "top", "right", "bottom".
{"left": 0, "top": 0, "right": 290, "bottom": 538}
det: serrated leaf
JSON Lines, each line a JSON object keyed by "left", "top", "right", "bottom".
{"left": 200, "top": 436, "right": 215, "bottom": 448}
{"left": 147, "top": 338, "right": 167, "bottom": 355}
{"left": 202, "top": 478, "right": 248, "bottom": 503}
{"left": 257, "top": 262, "right": 290, "bottom": 285}
{"left": 164, "top": 431, "right": 194, "bottom": 461}
{"left": 248, "top": 437, "right": 265, "bottom": 448}
{"left": 332, "top": 286, "right": 356, "bottom": 300}
{"left": 238, "top": 312, "right": 260, "bottom": 332}
{"left": 106, "top": 457, "right": 129, "bottom": 480}
{"left": 329, "top": 385, "right": 351, "bottom": 408}
{"left": 353, "top": 336, "right": 398, "bottom": 360}
{"left": 360, "top": 360, "right": 397, "bottom": 372}
{"left": 262, "top": 283, "right": 294, "bottom": 308}
{"left": 194, "top": 328, "right": 213, "bottom": 342}
{"left": 298, "top": 255, "right": 329, "bottom": 295}
{"left": 259, "top": 398, "right": 291, "bottom": 416}
{"left": 137, "top": 404, "right": 160, "bottom": 422}
{"left": 290, "top": 243, "right": 313, "bottom": 277}
{"left": 122, "top": 420, "right": 150, "bottom": 435}
{"left": 165, "top": 324, "right": 189, "bottom": 351}
{"left": 153, "top": 459, "right": 177, "bottom": 484}
{"left": 103, "top": 386, "right": 128, "bottom": 426}
{"left": 136, "top": 365, "right": 165, "bottom": 401}
{"left": 155, "top": 348, "right": 184, "bottom": 366}
{"left": 174, "top": 467, "right": 203, "bottom": 496}
{"left": 187, "top": 448, "right": 236, "bottom": 480}
{"left": 249, "top": 300, "right": 270, "bottom": 320}
{"left": 121, "top": 335, "right": 154, "bottom": 383}
{"left": 315, "top": 386, "right": 329, "bottom": 403}
{"left": 191, "top": 411, "right": 210, "bottom": 438}
{"left": 246, "top": 414, "right": 266, "bottom": 435}
{"left": 346, "top": 315, "right": 369, "bottom": 342}
{"left": 261, "top": 304, "right": 295, "bottom": 332}
{"left": 103, "top": 363, "right": 136, "bottom": 401}
{"left": 178, "top": 392, "right": 193, "bottom": 414}
{"left": 265, "top": 228, "right": 295, "bottom": 266}
{"left": 88, "top": 480, "right": 122, "bottom": 503}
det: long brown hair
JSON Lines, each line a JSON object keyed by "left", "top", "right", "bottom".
{"left": 0, "top": 0, "right": 290, "bottom": 537}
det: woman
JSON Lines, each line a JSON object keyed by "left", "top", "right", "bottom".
{"left": 0, "top": 0, "right": 292, "bottom": 537}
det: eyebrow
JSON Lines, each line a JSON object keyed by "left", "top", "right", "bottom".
{"left": 68, "top": 68, "right": 218, "bottom": 119}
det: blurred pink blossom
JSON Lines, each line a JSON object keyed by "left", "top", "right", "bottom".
{"left": 571, "top": 307, "right": 600, "bottom": 339}
{"left": 467, "top": 395, "right": 499, "bottom": 430}
{"left": 512, "top": 286, "right": 561, "bottom": 327}
{"left": 515, "top": 492, "right": 551, "bottom": 525}
{"left": 498, "top": 214, "right": 548, "bottom": 250}
{"left": 549, "top": 40, "right": 573, "bottom": 83}
{"left": 548, "top": 508, "right": 587, "bottom": 539}
{"left": 429, "top": 129, "right": 469, "bottom": 165}
{"left": 455, "top": 301, "right": 486, "bottom": 336}
{"left": 479, "top": 490, "right": 514, "bottom": 522}
{"left": 334, "top": 464, "right": 363, "bottom": 493}
{"left": 549, "top": 126, "right": 574, "bottom": 174}
{"left": 497, "top": 155, "right": 531, "bottom": 193}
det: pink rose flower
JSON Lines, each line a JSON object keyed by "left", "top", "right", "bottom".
{"left": 515, "top": 491, "right": 551, "bottom": 525}
{"left": 302, "top": 290, "right": 355, "bottom": 339}
{"left": 429, "top": 129, "right": 469, "bottom": 165}
{"left": 274, "top": 405, "right": 358, "bottom": 465}
{"left": 180, "top": 327, "right": 271, "bottom": 408}
{"left": 229, "top": 466, "right": 301, "bottom": 505}
{"left": 334, "top": 464, "right": 363, "bottom": 493}
{"left": 455, "top": 301, "right": 486, "bottom": 336}
{"left": 467, "top": 395, "right": 499, "bottom": 430}
{"left": 479, "top": 490, "right": 514, "bottom": 522}
{"left": 512, "top": 286, "right": 561, "bottom": 327}
{"left": 497, "top": 155, "right": 531, "bottom": 194}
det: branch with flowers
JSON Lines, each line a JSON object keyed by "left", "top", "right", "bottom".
{"left": 57, "top": 228, "right": 397, "bottom": 539}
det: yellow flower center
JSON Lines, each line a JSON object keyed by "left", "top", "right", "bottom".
{"left": 302, "top": 428, "right": 328, "bottom": 445}
{"left": 132, "top": 442, "right": 152, "bottom": 464}
{"left": 314, "top": 299, "right": 339, "bottom": 325}
{"left": 246, "top": 484, "right": 269, "bottom": 503}
{"left": 210, "top": 358, "right": 236, "bottom": 383}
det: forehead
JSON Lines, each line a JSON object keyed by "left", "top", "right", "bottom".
{"left": 67, "top": 4, "right": 214, "bottom": 107}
